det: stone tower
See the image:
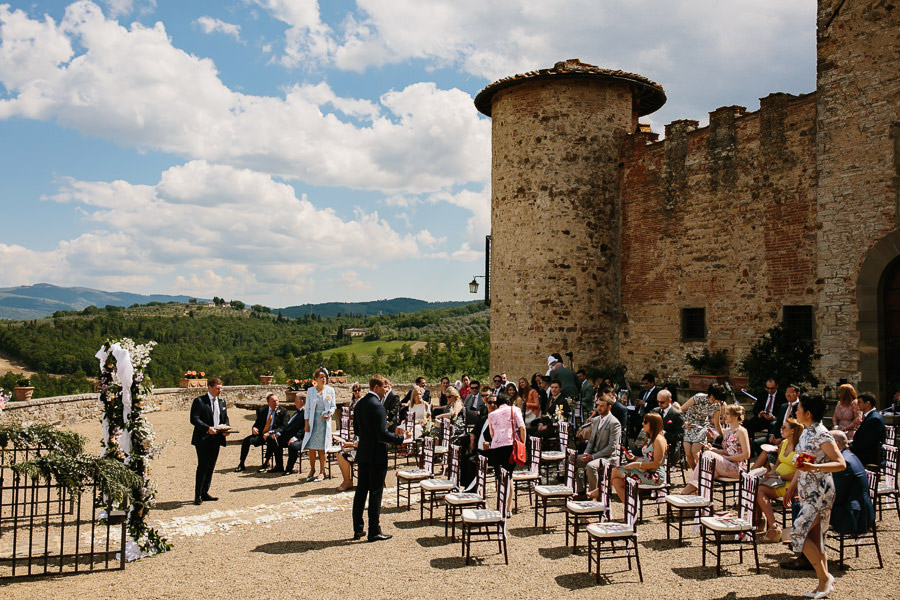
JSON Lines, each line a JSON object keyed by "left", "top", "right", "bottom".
{"left": 475, "top": 60, "right": 666, "bottom": 377}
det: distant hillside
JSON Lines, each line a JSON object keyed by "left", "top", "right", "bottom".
{"left": 280, "top": 298, "right": 475, "bottom": 318}
{"left": 0, "top": 284, "right": 200, "bottom": 320}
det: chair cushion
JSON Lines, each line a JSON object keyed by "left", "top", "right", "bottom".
{"left": 638, "top": 482, "right": 668, "bottom": 490}
{"left": 397, "top": 469, "right": 430, "bottom": 480}
{"left": 586, "top": 521, "right": 634, "bottom": 538}
{"left": 541, "top": 451, "right": 565, "bottom": 461}
{"left": 700, "top": 515, "right": 752, "bottom": 532}
{"left": 421, "top": 479, "right": 455, "bottom": 491}
{"left": 566, "top": 500, "right": 606, "bottom": 514}
{"left": 716, "top": 477, "right": 740, "bottom": 484}
{"left": 534, "top": 484, "right": 573, "bottom": 497}
{"left": 665, "top": 494, "right": 712, "bottom": 508}
{"left": 444, "top": 492, "right": 483, "bottom": 505}
{"left": 461, "top": 509, "right": 503, "bottom": 524}
{"left": 434, "top": 445, "right": 448, "bottom": 454}
{"left": 877, "top": 482, "right": 898, "bottom": 494}
{"left": 326, "top": 445, "right": 342, "bottom": 453}
{"left": 511, "top": 471, "right": 540, "bottom": 481}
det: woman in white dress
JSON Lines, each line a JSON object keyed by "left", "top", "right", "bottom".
{"left": 301, "top": 367, "right": 336, "bottom": 482}
{"left": 395, "top": 385, "right": 430, "bottom": 438}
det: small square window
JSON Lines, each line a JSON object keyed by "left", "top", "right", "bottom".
{"left": 783, "top": 305, "right": 814, "bottom": 340}
{"left": 681, "top": 307, "right": 706, "bottom": 342}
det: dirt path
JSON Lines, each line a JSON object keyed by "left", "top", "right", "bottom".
{"left": 0, "top": 350, "right": 34, "bottom": 376}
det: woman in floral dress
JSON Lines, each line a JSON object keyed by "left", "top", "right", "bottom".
{"left": 678, "top": 383, "right": 727, "bottom": 470}
{"left": 681, "top": 404, "right": 749, "bottom": 494}
{"left": 606, "top": 412, "right": 667, "bottom": 506}
{"left": 783, "top": 393, "right": 845, "bottom": 599}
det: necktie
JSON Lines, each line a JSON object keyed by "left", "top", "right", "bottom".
{"left": 211, "top": 397, "right": 220, "bottom": 427}
{"left": 766, "top": 394, "right": 774, "bottom": 414}
{"left": 262, "top": 410, "right": 273, "bottom": 435}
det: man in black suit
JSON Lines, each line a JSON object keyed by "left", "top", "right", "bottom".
{"left": 463, "top": 379, "right": 485, "bottom": 423}
{"left": 830, "top": 431, "right": 875, "bottom": 536}
{"left": 548, "top": 354, "right": 579, "bottom": 402}
{"left": 653, "top": 389, "right": 684, "bottom": 448}
{"left": 768, "top": 383, "right": 801, "bottom": 444}
{"left": 190, "top": 378, "right": 231, "bottom": 504}
{"left": 382, "top": 380, "right": 401, "bottom": 430}
{"left": 400, "top": 376, "right": 431, "bottom": 422}
{"left": 352, "top": 375, "right": 406, "bottom": 542}
{"left": 267, "top": 393, "right": 306, "bottom": 475}
{"left": 235, "top": 393, "right": 286, "bottom": 472}
{"left": 746, "top": 379, "right": 785, "bottom": 437}
{"left": 850, "top": 392, "right": 887, "bottom": 467}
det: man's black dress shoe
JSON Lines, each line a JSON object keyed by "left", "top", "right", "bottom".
{"left": 368, "top": 533, "right": 392, "bottom": 542}
{"left": 234, "top": 464, "right": 245, "bottom": 472}
{"left": 268, "top": 467, "right": 284, "bottom": 473}
{"left": 258, "top": 467, "right": 269, "bottom": 473}
{"left": 194, "top": 497, "right": 203, "bottom": 505}
{"left": 353, "top": 531, "right": 366, "bottom": 540}
{"left": 780, "top": 556, "right": 814, "bottom": 571}
{"left": 201, "top": 494, "right": 218, "bottom": 502}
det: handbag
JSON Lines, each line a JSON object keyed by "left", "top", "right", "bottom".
{"left": 509, "top": 407, "right": 527, "bottom": 466}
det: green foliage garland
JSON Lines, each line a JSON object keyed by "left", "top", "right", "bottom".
{"left": 0, "top": 423, "right": 87, "bottom": 455}
{"left": 10, "top": 453, "right": 142, "bottom": 506}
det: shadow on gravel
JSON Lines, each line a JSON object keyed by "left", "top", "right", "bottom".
{"left": 429, "top": 556, "right": 468, "bottom": 569}
{"left": 252, "top": 538, "right": 350, "bottom": 554}
{"left": 703, "top": 593, "right": 799, "bottom": 600}
{"left": 508, "top": 526, "right": 542, "bottom": 538}
{"left": 640, "top": 538, "right": 687, "bottom": 551}
{"left": 393, "top": 519, "right": 429, "bottom": 529}
{"left": 416, "top": 535, "right": 455, "bottom": 548}
{"left": 554, "top": 572, "right": 609, "bottom": 589}
{"left": 153, "top": 500, "right": 192, "bottom": 511}
{"left": 538, "top": 546, "right": 573, "bottom": 560}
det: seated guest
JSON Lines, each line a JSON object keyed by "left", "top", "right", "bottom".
{"left": 504, "top": 382, "right": 521, "bottom": 414}
{"left": 267, "top": 393, "right": 306, "bottom": 475}
{"left": 519, "top": 377, "right": 542, "bottom": 427}
{"left": 235, "top": 393, "right": 285, "bottom": 472}
{"left": 850, "top": 392, "right": 886, "bottom": 467}
{"left": 681, "top": 404, "right": 750, "bottom": 495}
{"left": 395, "top": 385, "right": 430, "bottom": 437}
{"left": 600, "top": 413, "right": 666, "bottom": 506}
{"left": 432, "top": 377, "right": 452, "bottom": 417}
{"left": 348, "top": 383, "right": 363, "bottom": 411}
{"left": 830, "top": 430, "right": 876, "bottom": 536}
{"left": 832, "top": 383, "right": 862, "bottom": 440}
{"left": 399, "top": 376, "right": 430, "bottom": 422}
{"left": 768, "top": 383, "right": 801, "bottom": 445}
{"left": 435, "top": 386, "right": 464, "bottom": 421}
{"left": 461, "top": 391, "right": 495, "bottom": 489}
{"left": 335, "top": 436, "right": 358, "bottom": 492}
{"left": 579, "top": 391, "right": 622, "bottom": 493}
{"left": 463, "top": 379, "right": 484, "bottom": 423}
{"left": 653, "top": 389, "right": 683, "bottom": 449}
{"left": 757, "top": 419, "right": 803, "bottom": 542}
{"left": 746, "top": 378, "right": 785, "bottom": 438}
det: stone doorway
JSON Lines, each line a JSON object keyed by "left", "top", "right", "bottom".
{"left": 883, "top": 257, "right": 900, "bottom": 402}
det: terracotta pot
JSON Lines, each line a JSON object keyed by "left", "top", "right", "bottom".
{"left": 259, "top": 375, "right": 274, "bottom": 385}
{"left": 730, "top": 376, "right": 749, "bottom": 390}
{"left": 285, "top": 390, "right": 301, "bottom": 404}
{"left": 13, "top": 386, "right": 34, "bottom": 402}
{"left": 179, "top": 378, "right": 207, "bottom": 389}
{"left": 687, "top": 374, "right": 729, "bottom": 390}
{"left": 329, "top": 376, "right": 347, "bottom": 384}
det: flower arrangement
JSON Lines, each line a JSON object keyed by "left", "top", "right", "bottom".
{"left": 287, "top": 378, "right": 315, "bottom": 391}
{"left": 183, "top": 370, "right": 205, "bottom": 379}
{"left": 0, "top": 388, "right": 9, "bottom": 411}
{"left": 98, "top": 338, "right": 170, "bottom": 558}
{"left": 16, "top": 376, "right": 31, "bottom": 387}
{"left": 263, "top": 369, "right": 274, "bottom": 376}
{"left": 554, "top": 404, "right": 565, "bottom": 422}
{"left": 331, "top": 369, "right": 345, "bottom": 376}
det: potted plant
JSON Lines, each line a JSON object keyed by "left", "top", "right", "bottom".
{"left": 179, "top": 370, "right": 207, "bottom": 389}
{"left": 285, "top": 378, "right": 313, "bottom": 403}
{"left": 259, "top": 370, "right": 275, "bottom": 385}
{"left": 13, "top": 376, "right": 35, "bottom": 402}
{"left": 685, "top": 349, "right": 730, "bottom": 390}
{"left": 329, "top": 369, "right": 347, "bottom": 384}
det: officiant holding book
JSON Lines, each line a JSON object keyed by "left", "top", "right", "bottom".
{"left": 190, "top": 378, "right": 231, "bottom": 505}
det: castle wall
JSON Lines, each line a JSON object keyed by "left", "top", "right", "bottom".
{"left": 619, "top": 94, "right": 819, "bottom": 381}
{"left": 815, "top": 0, "right": 900, "bottom": 396}
{"left": 488, "top": 78, "right": 634, "bottom": 377}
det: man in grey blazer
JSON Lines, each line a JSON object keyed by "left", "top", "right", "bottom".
{"left": 579, "top": 393, "right": 622, "bottom": 492}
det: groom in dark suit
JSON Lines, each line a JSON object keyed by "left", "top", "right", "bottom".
{"left": 352, "top": 375, "right": 406, "bottom": 542}
{"left": 850, "top": 392, "right": 887, "bottom": 467}
{"left": 190, "top": 378, "right": 231, "bottom": 504}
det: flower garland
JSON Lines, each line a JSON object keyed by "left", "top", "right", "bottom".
{"left": 97, "top": 338, "right": 171, "bottom": 558}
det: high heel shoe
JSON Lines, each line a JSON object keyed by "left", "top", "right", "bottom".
{"left": 803, "top": 574, "right": 834, "bottom": 599}
{"left": 761, "top": 526, "right": 782, "bottom": 543}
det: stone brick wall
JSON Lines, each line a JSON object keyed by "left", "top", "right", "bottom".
{"left": 815, "top": 0, "right": 900, "bottom": 395}
{"left": 619, "top": 93, "right": 819, "bottom": 381}
{"left": 488, "top": 77, "right": 633, "bottom": 377}
{"left": 1, "top": 385, "right": 285, "bottom": 426}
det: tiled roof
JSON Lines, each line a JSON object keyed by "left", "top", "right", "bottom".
{"left": 474, "top": 59, "right": 666, "bottom": 117}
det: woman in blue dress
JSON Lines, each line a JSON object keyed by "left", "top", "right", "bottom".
{"left": 301, "top": 367, "right": 336, "bottom": 481}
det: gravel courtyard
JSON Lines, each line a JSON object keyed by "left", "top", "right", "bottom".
{"left": 4, "top": 407, "right": 897, "bottom": 600}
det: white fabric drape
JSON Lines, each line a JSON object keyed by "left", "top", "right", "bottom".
{"left": 95, "top": 343, "right": 135, "bottom": 460}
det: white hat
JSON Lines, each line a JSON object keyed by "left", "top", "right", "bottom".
{"left": 547, "top": 355, "right": 556, "bottom": 366}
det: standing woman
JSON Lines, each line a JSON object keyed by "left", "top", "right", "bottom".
{"left": 831, "top": 383, "right": 861, "bottom": 440}
{"left": 301, "top": 367, "right": 337, "bottom": 482}
{"left": 487, "top": 393, "right": 526, "bottom": 480}
{"left": 681, "top": 404, "right": 750, "bottom": 495}
{"left": 679, "top": 383, "right": 727, "bottom": 470}
{"left": 783, "top": 393, "right": 845, "bottom": 599}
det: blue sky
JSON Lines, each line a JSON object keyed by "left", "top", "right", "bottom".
{"left": 0, "top": 0, "right": 817, "bottom": 308}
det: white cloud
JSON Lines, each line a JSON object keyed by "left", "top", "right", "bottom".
{"left": 451, "top": 242, "right": 482, "bottom": 263}
{"left": 4, "top": 160, "right": 423, "bottom": 299}
{"left": 99, "top": 0, "right": 156, "bottom": 18}
{"left": 0, "top": 2, "right": 491, "bottom": 194}
{"left": 334, "top": 270, "right": 371, "bottom": 290}
{"left": 426, "top": 186, "right": 490, "bottom": 239}
{"left": 195, "top": 16, "right": 242, "bottom": 42}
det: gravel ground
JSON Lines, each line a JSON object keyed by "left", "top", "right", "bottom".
{"left": 4, "top": 407, "right": 897, "bottom": 600}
